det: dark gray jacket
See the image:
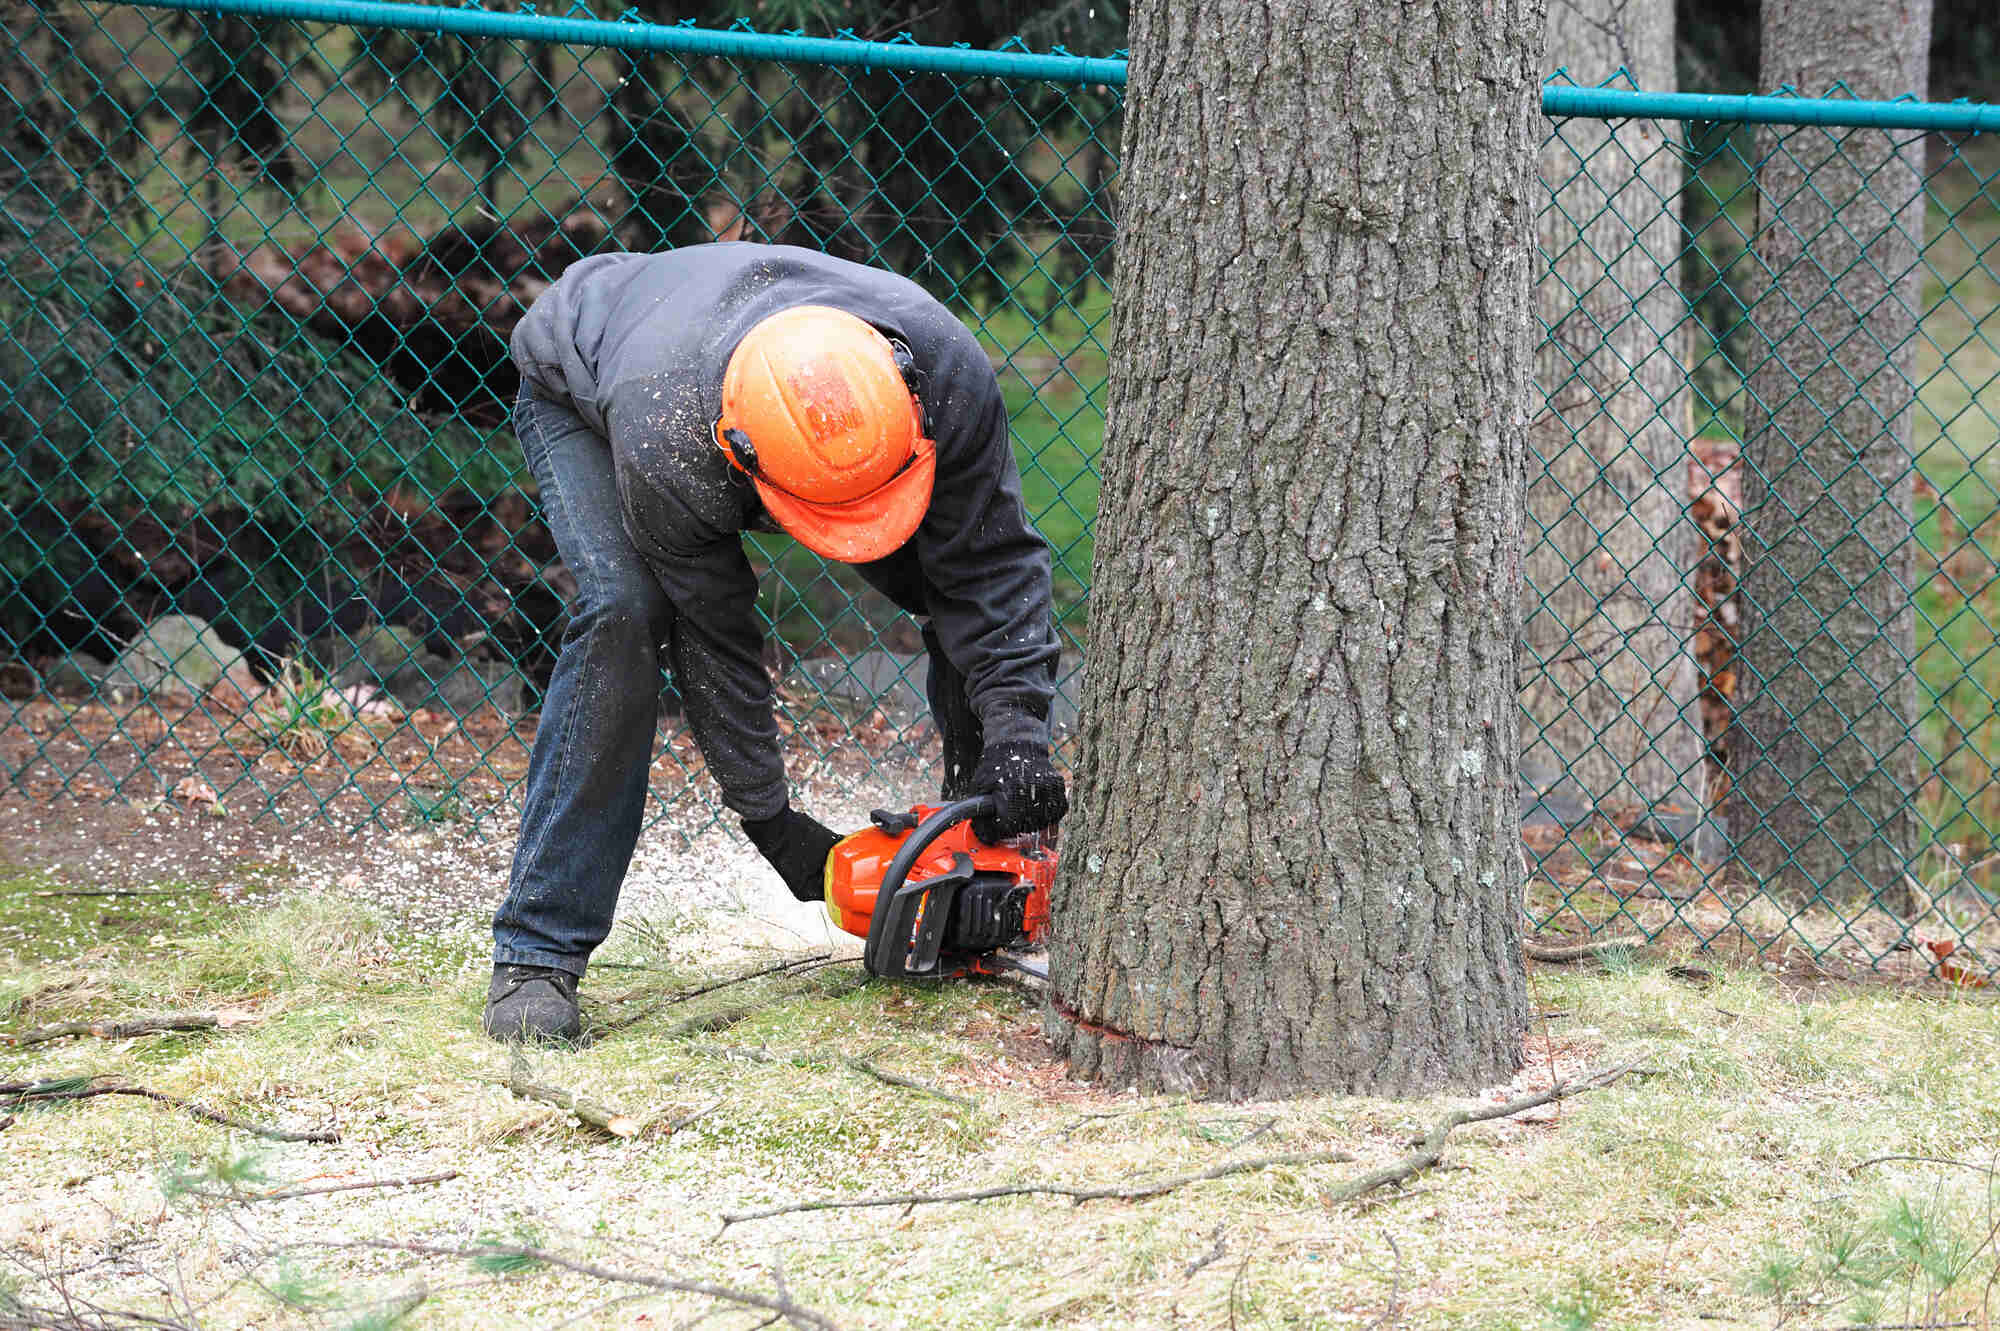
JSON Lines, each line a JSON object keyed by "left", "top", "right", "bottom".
{"left": 511, "top": 243, "right": 1058, "bottom": 819}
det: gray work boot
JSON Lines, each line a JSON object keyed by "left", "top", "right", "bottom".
{"left": 483, "top": 964, "right": 583, "bottom": 1044}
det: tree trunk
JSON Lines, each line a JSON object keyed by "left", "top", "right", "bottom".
{"left": 1045, "top": 0, "right": 1543, "bottom": 1100}
{"left": 1523, "top": 0, "right": 1707, "bottom": 832}
{"left": 1729, "top": 0, "right": 1931, "bottom": 909}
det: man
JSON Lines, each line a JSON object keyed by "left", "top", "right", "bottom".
{"left": 484, "top": 242, "right": 1070, "bottom": 1042}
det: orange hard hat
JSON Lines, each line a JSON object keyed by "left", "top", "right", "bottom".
{"left": 715, "top": 305, "right": 936, "bottom": 564}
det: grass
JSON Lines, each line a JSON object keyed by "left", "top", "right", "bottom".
{"left": 6, "top": 858, "right": 2000, "bottom": 1330}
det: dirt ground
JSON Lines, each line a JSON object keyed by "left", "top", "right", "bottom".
{"left": 0, "top": 682, "right": 943, "bottom": 934}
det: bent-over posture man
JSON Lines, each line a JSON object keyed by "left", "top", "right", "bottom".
{"left": 484, "top": 242, "right": 1069, "bottom": 1042}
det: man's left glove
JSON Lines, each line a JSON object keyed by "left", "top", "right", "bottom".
{"left": 742, "top": 806, "right": 841, "bottom": 903}
{"left": 968, "top": 741, "right": 1069, "bottom": 843}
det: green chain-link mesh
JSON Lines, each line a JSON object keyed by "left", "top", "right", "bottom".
{"left": 2, "top": 1, "right": 1996, "bottom": 983}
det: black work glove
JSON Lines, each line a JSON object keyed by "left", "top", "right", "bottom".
{"left": 968, "top": 741, "right": 1069, "bottom": 844}
{"left": 742, "top": 806, "right": 841, "bottom": 903}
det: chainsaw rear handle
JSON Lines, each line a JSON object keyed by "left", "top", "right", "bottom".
{"left": 862, "top": 795, "right": 995, "bottom": 977}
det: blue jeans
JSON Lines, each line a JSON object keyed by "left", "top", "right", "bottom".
{"left": 492, "top": 389, "right": 674, "bottom": 977}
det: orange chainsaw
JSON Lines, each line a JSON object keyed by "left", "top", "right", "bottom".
{"left": 823, "top": 795, "right": 1054, "bottom": 979}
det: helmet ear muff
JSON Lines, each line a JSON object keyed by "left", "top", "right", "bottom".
{"left": 888, "top": 338, "right": 933, "bottom": 438}
{"left": 722, "top": 427, "right": 759, "bottom": 475}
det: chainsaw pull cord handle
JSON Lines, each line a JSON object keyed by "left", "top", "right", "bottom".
{"left": 877, "top": 795, "right": 996, "bottom": 901}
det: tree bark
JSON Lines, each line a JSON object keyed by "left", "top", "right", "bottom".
{"left": 1729, "top": 0, "right": 1931, "bottom": 909}
{"left": 1046, "top": 0, "right": 1542, "bottom": 1099}
{"left": 1523, "top": 0, "right": 1707, "bottom": 828}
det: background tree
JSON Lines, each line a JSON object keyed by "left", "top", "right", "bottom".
{"left": 1523, "top": 0, "right": 1706, "bottom": 831}
{"left": 350, "top": 19, "right": 556, "bottom": 214}
{"left": 1045, "top": 0, "right": 1542, "bottom": 1098}
{"left": 1727, "top": 0, "right": 1933, "bottom": 909}
{"left": 161, "top": 12, "right": 314, "bottom": 249}
{"left": 1677, "top": 0, "right": 1993, "bottom": 99}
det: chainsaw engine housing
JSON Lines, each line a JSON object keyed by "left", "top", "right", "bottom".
{"left": 824, "top": 801, "right": 1054, "bottom": 977}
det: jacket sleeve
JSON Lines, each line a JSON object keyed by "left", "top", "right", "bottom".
{"left": 634, "top": 533, "right": 790, "bottom": 822}
{"left": 913, "top": 370, "right": 1060, "bottom": 751}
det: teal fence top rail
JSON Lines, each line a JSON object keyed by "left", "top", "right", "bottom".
{"left": 1543, "top": 81, "right": 2000, "bottom": 132}
{"left": 130, "top": 0, "right": 1132, "bottom": 85}
{"left": 131, "top": 0, "right": 1999, "bottom": 129}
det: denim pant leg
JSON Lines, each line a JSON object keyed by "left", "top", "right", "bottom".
{"left": 492, "top": 389, "right": 671, "bottom": 977}
{"left": 854, "top": 550, "right": 984, "bottom": 798}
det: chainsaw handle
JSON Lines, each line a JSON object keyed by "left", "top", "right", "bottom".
{"left": 877, "top": 796, "right": 995, "bottom": 900}
{"left": 862, "top": 795, "right": 995, "bottom": 977}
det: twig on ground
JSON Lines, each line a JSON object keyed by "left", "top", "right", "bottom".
{"left": 1850, "top": 1155, "right": 1997, "bottom": 1177}
{"left": 682, "top": 1041, "right": 974, "bottom": 1109}
{"left": 505, "top": 1055, "right": 638, "bottom": 1138}
{"left": 4, "top": 1011, "right": 251, "bottom": 1048}
{"left": 1524, "top": 936, "right": 1648, "bottom": 963}
{"left": 599, "top": 953, "right": 848, "bottom": 1030}
{"left": 772, "top": 1255, "right": 815, "bottom": 1331}
{"left": 659, "top": 1002, "right": 769, "bottom": 1041}
{"left": 1204, "top": 1115, "right": 1278, "bottom": 1148}
{"left": 545, "top": 1291, "right": 661, "bottom": 1331}
{"left": 306, "top": 1239, "right": 842, "bottom": 1331}
{"left": 0, "top": 1114, "right": 12, "bottom": 1132}
{"left": 0, "top": 1077, "right": 339, "bottom": 1143}
{"left": 1364, "top": 1231, "right": 1404, "bottom": 1331}
{"left": 1321, "top": 1062, "right": 1639, "bottom": 1209}
{"left": 838, "top": 1055, "right": 974, "bottom": 1108}
{"left": 1351, "top": 1185, "right": 1435, "bottom": 1215}
{"left": 664, "top": 968, "right": 869, "bottom": 1041}
{"left": 1056, "top": 1105, "right": 1166, "bottom": 1139}
{"left": 1183, "top": 1224, "right": 1227, "bottom": 1279}
{"left": 1814, "top": 1322, "right": 1979, "bottom": 1330}
{"left": 719, "top": 1147, "right": 1356, "bottom": 1228}
{"left": 1228, "top": 1254, "right": 1252, "bottom": 1330}
{"left": 207, "top": 1171, "right": 460, "bottom": 1203}
{"left": 648, "top": 1099, "right": 724, "bottom": 1140}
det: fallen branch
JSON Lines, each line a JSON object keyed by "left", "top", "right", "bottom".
{"left": 1320, "top": 1062, "right": 1639, "bottom": 1209}
{"left": 506, "top": 1057, "right": 638, "bottom": 1138}
{"left": 720, "top": 1147, "right": 1357, "bottom": 1228}
{"left": 4, "top": 1011, "right": 251, "bottom": 1048}
{"left": 307, "top": 1239, "right": 841, "bottom": 1331}
{"left": 1524, "top": 936, "right": 1647, "bottom": 964}
{"left": 32, "top": 887, "right": 204, "bottom": 898}
{"left": 0, "top": 1077, "right": 339, "bottom": 1143}
{"left": 214, "top": 1171, "right": 460, "bottom": 1203}
{"left": 0, "top": 1114, "right": 12, "bottom": 1133}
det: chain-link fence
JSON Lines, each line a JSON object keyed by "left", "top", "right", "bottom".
{"left": 1, "top": 0, "right": 1117, "bottom": 839}
{"left": 1530, "top": 80, "right": 2000, "bottom": 980}
{"left": 3, "top": 1, "right": 1997, "bottom": 979}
